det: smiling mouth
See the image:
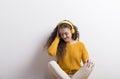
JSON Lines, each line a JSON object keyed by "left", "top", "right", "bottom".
{"left": 62, "top": 38, "right": 66, "bottom": 40}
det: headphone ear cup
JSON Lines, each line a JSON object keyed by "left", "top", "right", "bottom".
{"left": 71, "top": 28, "right": 75, "bottom": 34}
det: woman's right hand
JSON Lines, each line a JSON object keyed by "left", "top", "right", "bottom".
{"left": 57, "top": 31, "right": 60, "bottom": 39}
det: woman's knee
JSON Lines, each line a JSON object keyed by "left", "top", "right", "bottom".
{"left": 48, "top": 60, "right": 57, "bottom": 68}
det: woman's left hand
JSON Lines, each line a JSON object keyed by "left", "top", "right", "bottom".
{"left": 86, "top": 59, "right": 94, "bottom": 68}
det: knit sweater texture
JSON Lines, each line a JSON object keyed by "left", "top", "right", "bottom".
{"left": 48, "top": 37, "right": 89, "bottom": 74}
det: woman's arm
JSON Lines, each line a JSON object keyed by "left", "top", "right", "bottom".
{"left": 48, "top": 37, "right": 60, "bottom": 56}
{"left": 81, "top": 42, "right": 89, "bottom": 64}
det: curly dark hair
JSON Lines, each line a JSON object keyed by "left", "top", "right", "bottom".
{"left": 45, "top": 20, "right": 80, "bottom": 59}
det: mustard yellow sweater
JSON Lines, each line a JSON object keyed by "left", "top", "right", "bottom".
{"left": 48, "top": 37, "right": 89, "bottom": 74}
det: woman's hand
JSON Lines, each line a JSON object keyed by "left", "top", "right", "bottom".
{"left": 57, "top": 31, "right": 60, "bottom": 39}
{"left": 85, "top": 59, "right": 94, "bottom": 68}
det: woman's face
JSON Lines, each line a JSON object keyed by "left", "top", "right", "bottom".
{"left": 59, "top": 28, "right": 72, "bottom": 43}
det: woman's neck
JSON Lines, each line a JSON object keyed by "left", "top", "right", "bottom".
{"left": 67, "top": 39, "right": 77, "bottom": 44}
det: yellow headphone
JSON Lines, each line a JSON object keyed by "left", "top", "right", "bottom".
{"left": 57, "top": 20, "right": 75, "bottom": 34}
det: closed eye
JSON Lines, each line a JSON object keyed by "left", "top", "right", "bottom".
{"left": 60, "top": 32, "right": 69, "bottom": 36}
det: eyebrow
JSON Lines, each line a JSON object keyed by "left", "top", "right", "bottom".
{"left": 60, "top": 32, "right": 69, "bottom": 35}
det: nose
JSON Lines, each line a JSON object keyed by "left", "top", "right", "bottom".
{"left": 62, "top": 34, "right": 67, "bottom": 38}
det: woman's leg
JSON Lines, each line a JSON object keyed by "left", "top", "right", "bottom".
{"left": 48, "top": 60, "right": 71, "bottom": 79}
{"left": 71, "top": 61, "right": 94, "bottom": 79}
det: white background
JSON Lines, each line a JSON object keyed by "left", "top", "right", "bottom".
{"left": 0, "top": 0, "right": 120, "bottom": 79}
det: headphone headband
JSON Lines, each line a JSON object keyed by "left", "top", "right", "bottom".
{"left": 57, "top": 20, "right": 75, "bottom": 34}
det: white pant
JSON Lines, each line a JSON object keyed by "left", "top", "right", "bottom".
{"left": 48, "top": 60, "right": 94, "bottom": 79}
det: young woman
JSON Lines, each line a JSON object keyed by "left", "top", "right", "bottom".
{"left": 45, "top": 20, "right": 94, "bottom": 79}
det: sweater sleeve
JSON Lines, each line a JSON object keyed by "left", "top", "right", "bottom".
{"left": 81, "top": 42, "right": 89, "bottom": 64}
{"left": 47, "top": 37, "right": 60, "bottom": 56}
